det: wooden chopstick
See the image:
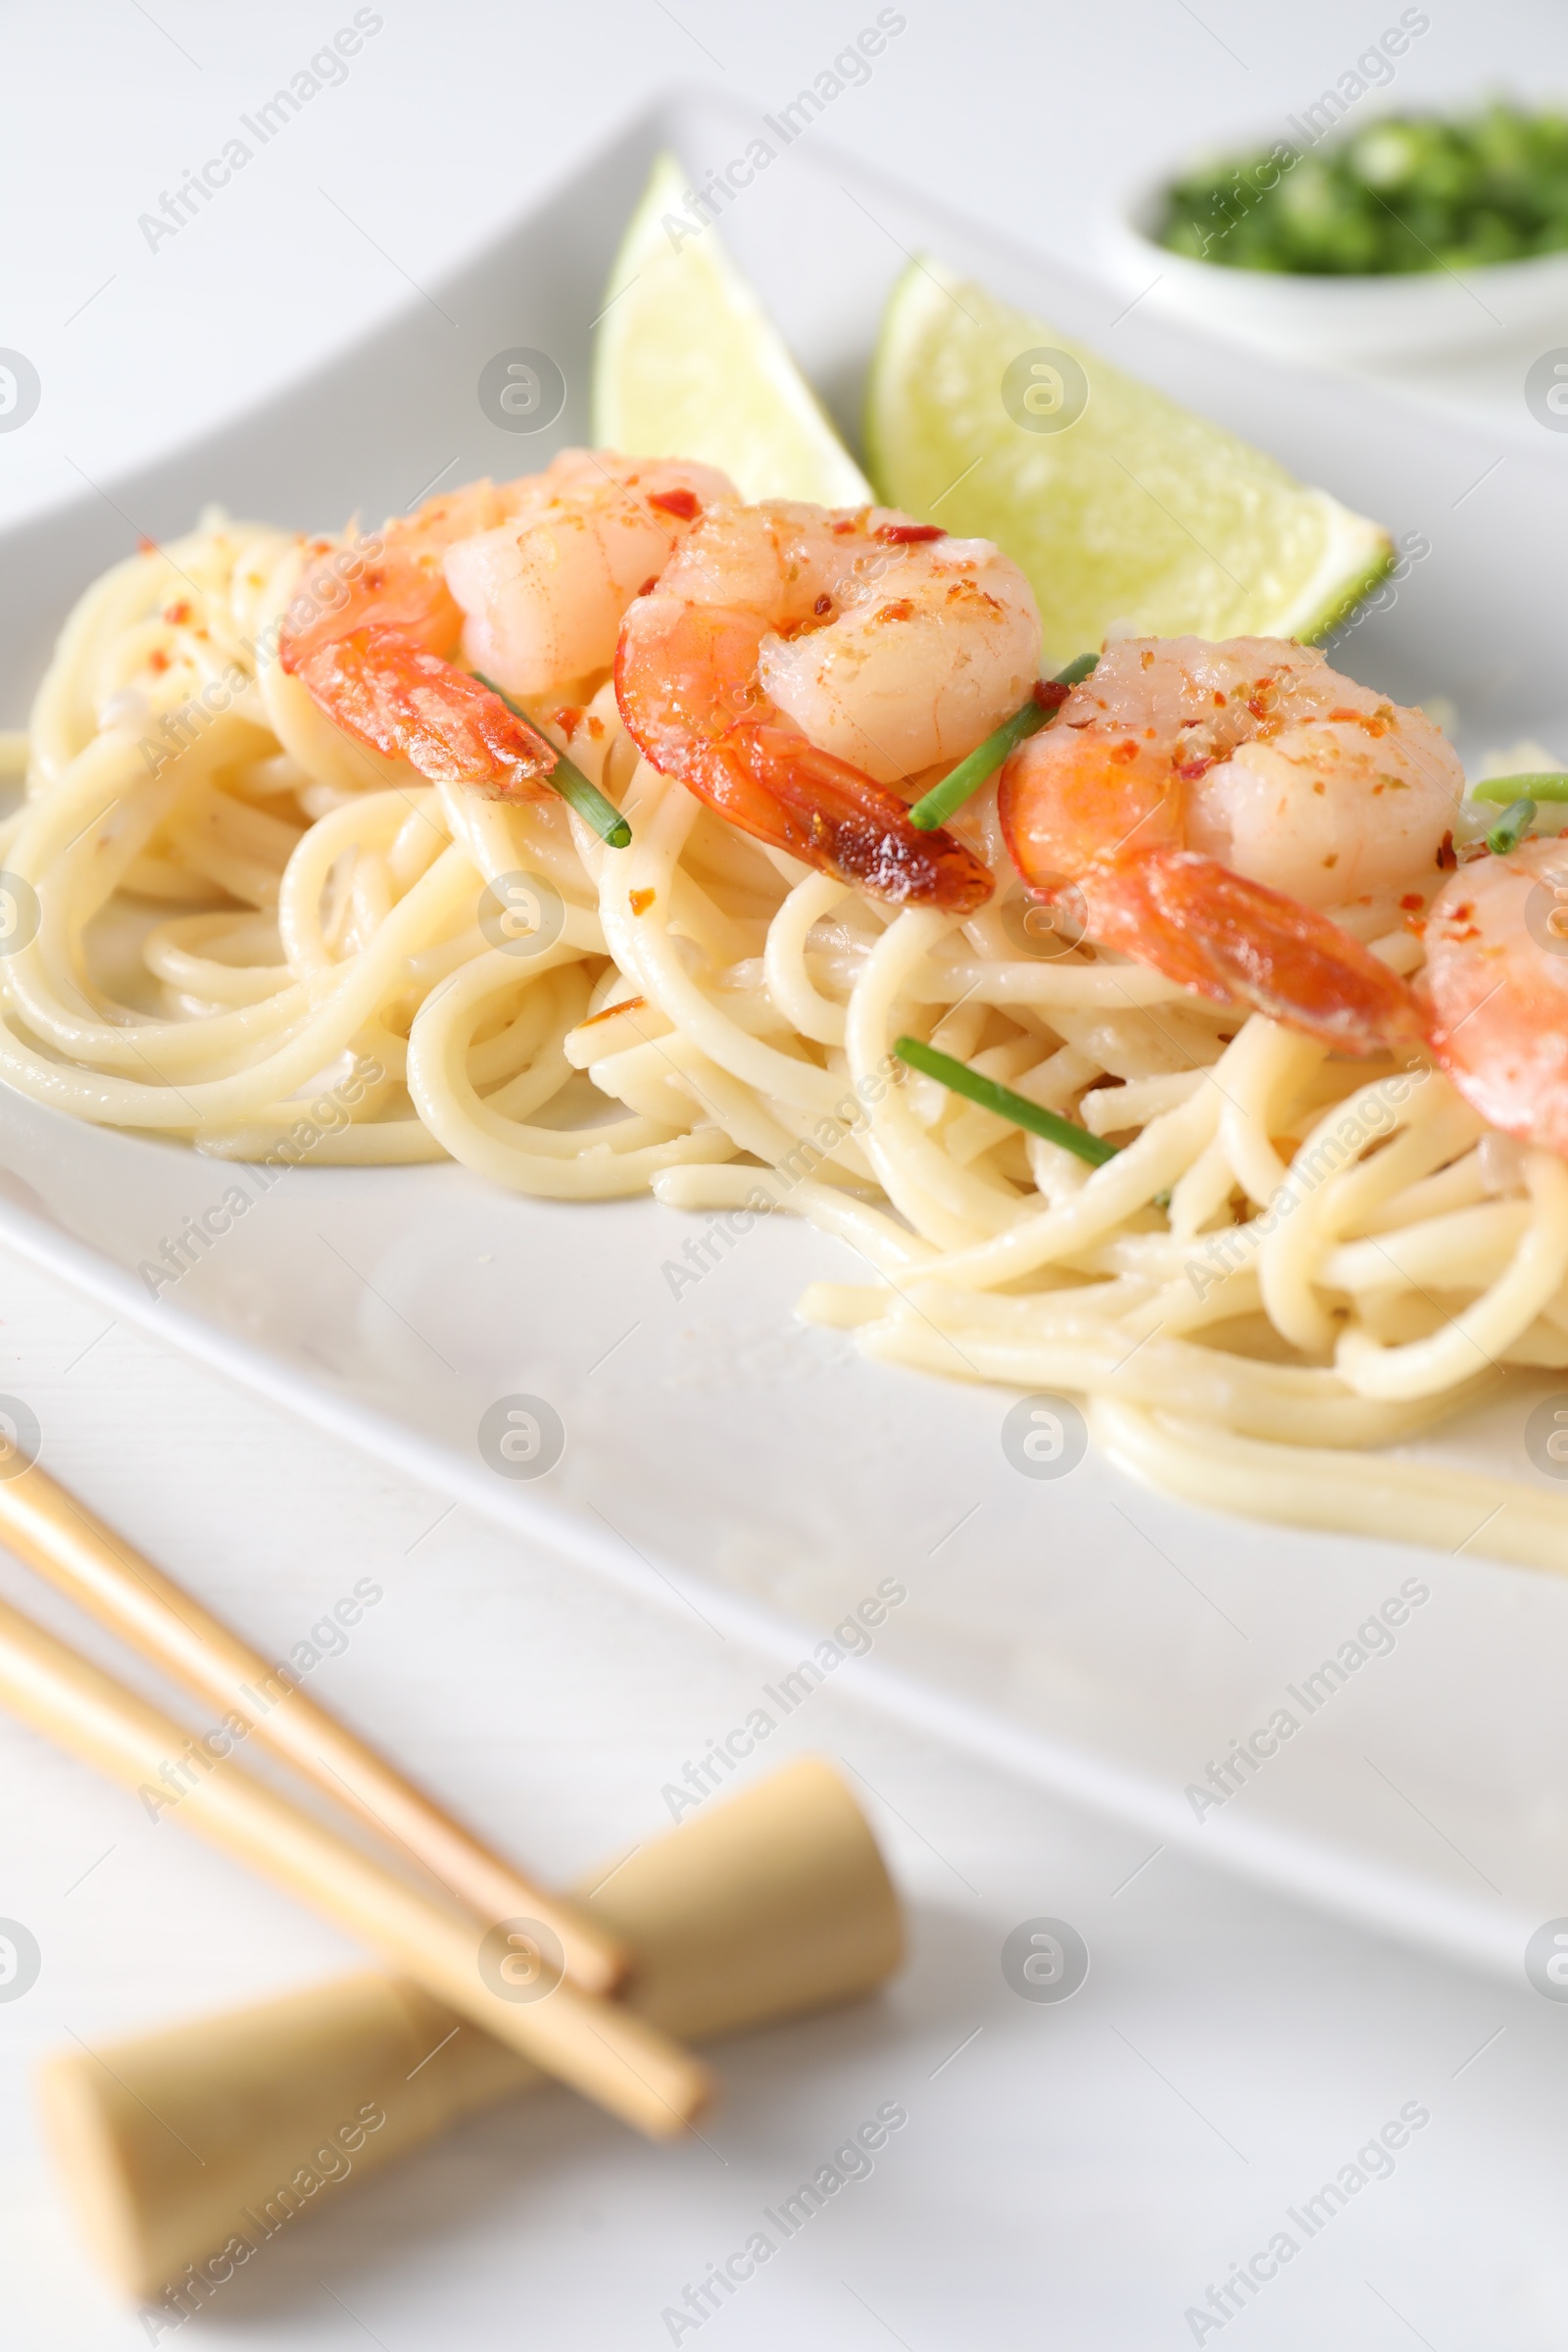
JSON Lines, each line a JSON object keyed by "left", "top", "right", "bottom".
{"left": 0, "top": 1587, "right": 711, "bottom": 2139}
{"left": 0, "top": 1460, "right": 624, "bottom": 1993}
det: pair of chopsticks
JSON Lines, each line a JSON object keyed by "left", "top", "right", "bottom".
{"left": 0, "top": 1459, "right": 710, "bottom": 2138}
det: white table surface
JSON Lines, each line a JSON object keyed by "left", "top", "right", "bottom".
{"left": 5, "top": 5, "right": 1568, "bottom": 2346}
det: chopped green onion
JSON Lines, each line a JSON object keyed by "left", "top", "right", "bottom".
{"left": 1470, "top": 772, "right": 1568, "bottom": 803}
{"left": 1152, "top": 104, "right": 1568, "bottom": 279}
{"left": 907, "top": 653, "right": 1099, "bottom": 832}
{"left": 474, "top": 672, "right": 632, "bottom": 848}
{"left": 894, "top": 1034, "right": 1118, "bottom": 1168}
{"left": 1486, "top": 796, "right": 1537, "bottom": 855}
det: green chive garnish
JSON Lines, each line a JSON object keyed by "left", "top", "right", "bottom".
{"left": 894, "top": 1034, "right": 1118, "bottom": 1168}
{"left": 1486, "top": 796, "right": 1537, "bottom": 855}
{"left": 474, "top": 672, "right": 632, "bottom": 848}
{"left": 907, "top": 653, "right": 1099, "bottom": 832}
{"left": 1471, "top": 772, "right": 1568, "bottom": 803}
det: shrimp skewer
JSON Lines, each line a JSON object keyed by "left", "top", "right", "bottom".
{"left": 279, "top": 453, "right": 735, "bottom": 798}
{"left": 615, "top": 502, "right": 1042, "bottom": 912}
{"left": 998, "top": 635, "right": 1464, "bottom": 1054}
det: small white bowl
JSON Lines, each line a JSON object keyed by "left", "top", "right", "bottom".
{"left": 1105, "top": 161, "right": 1568, "bottom": 362}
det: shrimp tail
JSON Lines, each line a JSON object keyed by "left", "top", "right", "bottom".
{"left": 704, "top": 719, "right": 994, "bottom": 910}
{"left": 290, "top": 626, "right": 557, "bottom": 797}
{"left": 615, "top": 602, "right": 993, "bottom": 912}
{"left": 1073, "top": 848, "right": 1426, "bottom": 1055}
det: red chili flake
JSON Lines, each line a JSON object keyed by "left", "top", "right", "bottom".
{"left": 628, "top": 886, "right": 656, "bottom": 915}
{"left": 148, "top": 648, "right": 171, "bottom": 672}
{"left": 831, "top": 518, "right": 858, "bottom": 536}
{"left": 874, "top": 598, "right": 915, "bottom": 624}
{"left": 553, "top": 706, "right": 583, "bottom": 741}
{"left": 1109, "top": 739, "right": 1140, "bottom": 764}
{"left": 1032, "top": 679, "right": 1070, "bottom": 711}
{"left": 813, "top": 594, "right": 833, "bottom": 616}
{"left": 1175, "top": 757, "right": 1212, "bottom": 782}
{"left": 163, "top": 601, "right": 191, "bottom": 624}
{"left": 1213, "top": 690, "right": 1226, "bottom": 707}
{"left": 637, "top": 576, "right": 659, "bottom": 598}
{"left": 1399, "top": 893, "right": 1424, "bottom": 910}
{"left": 582, "top": 993, "right": 647, "bottom": 1026}
{"left": 649, "top": 488, "right": 700, "bottom": 522}
{"left": 1437, "top": 831, "right": 1457, "bottom": 869}
{"left": 586, "top": 714, "right": 605, "bottom": 741}
{"left": 874, "top": 521, "right": 945, "bottom": 544}
{"left": 1326, "top": 703, "right": 1389, "bottom": 738}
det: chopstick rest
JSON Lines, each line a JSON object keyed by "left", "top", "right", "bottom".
{"left": 0, "top": 1590, "right": 710, "bottom": 2140}
{"left": 0, "top": 1459, "right": 623, "bottom": 1994}
{"left": 38, "top": 1759, "right": 904, "bottom": 2305}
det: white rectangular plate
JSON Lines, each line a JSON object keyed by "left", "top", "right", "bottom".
{"left": 3, "top": 90, "right": 1567, "bottom": 1984}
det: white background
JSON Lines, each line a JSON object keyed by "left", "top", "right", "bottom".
{"left": 4, "top": 4, "right": 1568, "bottom": 2347}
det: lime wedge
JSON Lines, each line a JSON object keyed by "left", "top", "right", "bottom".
{"left": 865, "top": 259, "right": 1392, "bottom": 659}
{"left": 592, "top": 153, "right": 871, "bottom": 505}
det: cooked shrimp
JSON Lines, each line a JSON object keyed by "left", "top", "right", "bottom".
{"left": 999, "top": 635, "right": 1463, "bottom": 1053}
{"left": 1424, "top": 837, "right": 1568, "bottom": 1155}
{"left": 444, "top": 451, "right": 736, "bottom": 697}
{"left": 280, "top": 452, "right": 733, "bottom": 796}
{"left": 615, "top": 502, "right": 1039, "bottom": 910}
